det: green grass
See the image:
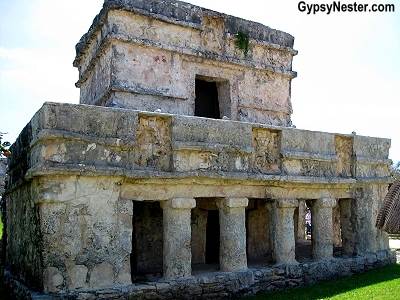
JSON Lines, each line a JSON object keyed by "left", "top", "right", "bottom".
{"left": 246, "top": 263, "right": 400, "bottom": 300}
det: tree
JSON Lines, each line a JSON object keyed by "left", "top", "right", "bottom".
{"left": 389, "top": 161, "right": 400, "bottom": 181}
{"left": 0, "top": 132, "right": 11, "bottom": 158}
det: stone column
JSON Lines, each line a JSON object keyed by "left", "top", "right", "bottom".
{"left": 216, "top": 197, "right": 248, "bottom": 272}
{"left": 161, "top": 198, "right": 196, "bottom": 280}
{"left": 357, "top": 184, "right": 390, "bottom": 253}
{"left": 297, "top": 199, "right": 307, "bottom": 241}
{"left": 271, "top": 199, "right": 298, "bottom": 264}
{"left": 339, "top": 198, "right": 357, "bottom": 255}
{"left": 312, "top": 197, "right": 336, "bottom": 259}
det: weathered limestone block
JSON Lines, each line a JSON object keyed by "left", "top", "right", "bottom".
{"left": 353, "top": 135, "right": 391, "bottom": 179}
{"left": 117, "top": 255, "right": 132, "bottom": 284}
{"left": 89, "top": 262, "right": 114, "bottom": 287}
{"left": 312, "top": 197, "right": 337, "bottom": 259}
{"left": 354, "top": 184, "right": 390, "bottom": 253}
{"left": 5, "top": 184, "right": 43, "bottom": 291}
{"left": 252, "top": 128, "right": 281, "bottom": 174}
{"left": 135, "top": 115, "right": 172, "bottom": 171}
{"left": 335, "top": 135, "right": 353, "bottom": 178}
{"left": 270, "top": 199, "right": 298, "bottom": 264}
{"left": 281, "top": 129, "right": 337, "bottom": 177}
{"left": 216, "top": 198, "right": 248, "bottom": 272}
{"left": 44, "top": 267, "right": 64, "bottom": 293}
{"left": 338, "top": 198, "right": 357, "bottom": 255}
{"left": 161, "top": 198, "right": 196, "bottom": 279}
{"left": 66, "top": 261, "right": 88, "bottom": 290}
{"left": 172, "top": 116, "right": 252, "bottom": 172}
{"left": 34, "top": 175, "right": 132, "bottom": 291}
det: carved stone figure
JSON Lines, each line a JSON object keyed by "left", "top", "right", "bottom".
{"left": 252, "top": 129, "right": 281, "bottom": 174}
{"left": 135, "top": 116, "right": 171, "bottom": 171}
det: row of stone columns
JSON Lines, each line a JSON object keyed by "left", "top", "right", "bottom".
{"left": 160, "top": 197, "right": 338, "bottom": 280}
{"left": 271, "top": 197, "right": 338, "bottom": 264}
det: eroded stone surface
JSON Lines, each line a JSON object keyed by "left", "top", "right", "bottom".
{"left": 73, "top": 0, "right": 297, "bottom": 126}
{"left": 3, "top": 102, "right": 392, "bottom": 298}
{"left": 2, "top": 0, "right": 394, "bottom": 299}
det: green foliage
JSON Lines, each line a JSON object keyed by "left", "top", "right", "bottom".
{"left": 390, "top": 161, "right": 400, "bottom": 181}
{"left": 235, "top": 31, "right": 249, "bottom": 57}
{"left": 246, "top": 264, "right": 400, "bottom": 300}
{"left": 0, "top": 132, "right": 11, "bottom": 158}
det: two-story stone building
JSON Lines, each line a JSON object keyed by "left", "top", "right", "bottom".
{"left": 2, "top": 1, "right": 395, "bottom": 299}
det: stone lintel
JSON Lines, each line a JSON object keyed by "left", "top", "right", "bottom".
{"left": 275, "top": 198, "right": 298, "bottom": 208}
{"left": 315, "top": 197, "right": 337, "bottom": 208}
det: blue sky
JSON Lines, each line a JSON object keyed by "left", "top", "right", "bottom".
{"left": 1, "top": 0, "right": 399, "bottom": 163}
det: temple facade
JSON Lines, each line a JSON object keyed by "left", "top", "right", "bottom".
{"left": 2, "top": 1, "right": 395, "bottom": 299}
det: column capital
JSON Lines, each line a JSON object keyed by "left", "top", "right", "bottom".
{"left": 216, "top": 197, "right": 248, "bottom": 209}
{"left": 161, "top": 198, "right": 196, "bottom": 210}
{"left": 274, "top": 198, "right": 298, "bottom": 208}
{"left": 315, "top": 197, "right": 337, "bottom": 208}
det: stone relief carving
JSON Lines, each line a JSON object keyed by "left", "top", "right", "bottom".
{"left": 252, "top": 129, "right": 281, "bottom": 174}
{"left": 300, "top": 160, "right": 333, "bottom": 177}
{"left": 335, "top": 136, "right": 353, "bottom": 178}
{"left": 135, "top": 116, "right": 171, "bottom": 171}
{"left": 174, "top": 151, "right": 223, "bottom": 171}
{"left": 139, "top": 25, "right": 158, "bottom": 40}
{"left": 201, "top": 16, "right": 223, "bottom": 52}
{"left": 198, "top": 151, "right": 213, "bottom": 169}
{"left": 174, "top": 149, "right": 248, "bottom": 172}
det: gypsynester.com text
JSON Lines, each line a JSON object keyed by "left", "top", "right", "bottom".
{"left": 298, "top": 1, "right": 395, "bottom": 14}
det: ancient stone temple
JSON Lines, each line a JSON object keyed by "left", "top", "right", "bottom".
{"left": 2, "top": 0, "right": 395, "bottom": 299}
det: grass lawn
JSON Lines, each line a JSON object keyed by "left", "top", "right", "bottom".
{"left": 245, "top": 263, "right": 400, "bottom": 300}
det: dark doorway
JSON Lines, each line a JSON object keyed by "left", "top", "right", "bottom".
{"left": 195, "top": 79, "right": 221, "bottom": 119}
{"left": 205, "top": 210, "right": 220, "bottom": 264}
{"left": 131, "top": 201, "right": 163, "bottom": 279}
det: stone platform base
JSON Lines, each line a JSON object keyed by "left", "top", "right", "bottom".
{"left": 3, "top": 250, "right": 396, "bottom": 300}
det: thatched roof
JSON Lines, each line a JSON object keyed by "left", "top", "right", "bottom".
{"left": 376, "top": 178, "right": 400, "bottom": 233}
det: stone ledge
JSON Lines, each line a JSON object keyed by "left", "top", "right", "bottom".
{"left": 281, "top": 150, "right": 338, "bottom": 162}
{"left": 75, "top": 32, "right": 297, "bottom": 87}
{"left": 23, "top": 163, "right": 362, "bottom": 184}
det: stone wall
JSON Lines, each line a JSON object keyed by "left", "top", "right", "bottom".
{"left": 3, "top": 250, "right": 395, "bottom": 299}
{"left": 2, "top": 2, "right": 395, "bottom": 299}
{"left": 73, "top": 0, "right": 297, "bottom": 126}
{"left": 2, "top": 102, "right": 394, "bottom": 299}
